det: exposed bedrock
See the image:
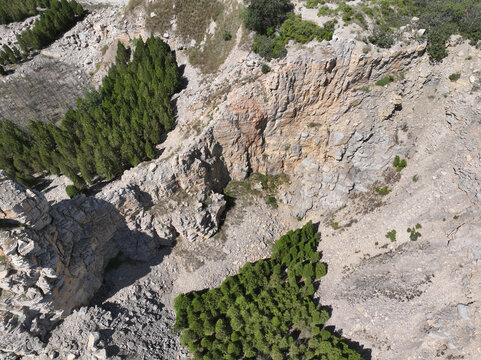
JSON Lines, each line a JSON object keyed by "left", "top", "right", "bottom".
{"left": 213, "top": 40, "right": 427, "bottom": 216}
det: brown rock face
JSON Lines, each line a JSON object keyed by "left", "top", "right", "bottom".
{"left": 213, "top": 41, "right": 426, "bottom": 216}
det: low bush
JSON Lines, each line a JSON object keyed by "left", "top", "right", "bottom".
{"left": 393, "top": 155, "right": 407, "bottom": 172}
{"left": 251, "top": 34, "right": 287, "bottom": 60}
{"left": 448, "top": 73, "right": 461, "bottom": 81}
{"left": 385, "top": 229, "right": 397, "bottom": 242}
{"left": 65, "top": 185, "right": 84, "bottom": 198}
{"left": 375, "top": 186, "right": 392, "bottom": 195}
{"left": 376, "top": 75, "right": 395, "bottom": 86}
{"left": 407, "top": 224, "right": 422, "bottom": 241}
{"left": 222, "top": 30, "right": 232, "bottom": 41}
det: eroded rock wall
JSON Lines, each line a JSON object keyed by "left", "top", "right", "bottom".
{"left": 213, "top": 40, "right": 426, "bottom": 216}
{"left": 0, "top": 171, "right": 122, "bottom": 357}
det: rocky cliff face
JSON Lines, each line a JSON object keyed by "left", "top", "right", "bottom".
{"left": 0, "top": 171, "right": 122, "bottom": 356}
{"left": 211, "top": 40, "right": 426, "bottom": 217}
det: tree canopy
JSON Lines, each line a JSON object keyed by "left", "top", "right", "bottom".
{"left": 0, "top": 0, "right": 84, "bottom": 66}
{"left": 174, "top": 221, "right": 364, "bottom": 359}
{"left": 0, "top": 0, "right": 50, "bottom": 25}
{"left": 0, "top": 37, "right": 182, "bottom": 187}
{"left": 243, "top": 0, "right": 294, "bottom": 34}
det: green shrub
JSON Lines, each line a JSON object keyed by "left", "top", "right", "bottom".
{"left": 261, "top": 63, "right": 271, "bottom": 74}
{"left": 317, "top": 5, "right": 337, "bottom": 17}
{"left": 266, "top": 196, "right": 278, "bottom": 208}
{"left": 375, "top": 186, "right": 392, "bottom": 195}
{"left": 251, "top": 34, "right": 287, "bottom": 60}
{"left": 449, "top": 73, "right": 461, "bottom": 81}
{"left": 243, "top": 0, "right": 294, "bottom": 34}
{"left": 369, "top": 25, "right": 394, "bottom": 48}
{"left": 281, "top": 14, "right": 336, "bottom": 44}
{"left": 222, "top": 30, "right": 232, "bottom": 41}
{"left": 363, "top": 0, "right": 481, "bottom": 61}
{"left": 65, "top": 185, "right": 84, "bottom": 198}
{"left": 376, "top": 75, "right": 395, "bottom": 86}
{"left": 407, "top": 226, "right": 422, "bottom": 241}
{"left": 393, "top": 155, "right": 407, "bottom": 172}
{"left": 385, "top": 229, "right": 397, "bottom": 242}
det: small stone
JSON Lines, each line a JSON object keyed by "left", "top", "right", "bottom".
{"left": 457, "top": 304, "right": 471, "bottom": 320}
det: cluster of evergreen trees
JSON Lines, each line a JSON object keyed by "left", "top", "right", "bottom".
{"left": 0, "top": 0, "right": 49, "bottom": 25}
{"left": 174, "top": 221, "right": 363, "bottom": 360}
{"left": 0, "top": 37, "right": 182, "bottom": 187}
{"left": 0, "top": 0, "right": 84, "bottom": 67}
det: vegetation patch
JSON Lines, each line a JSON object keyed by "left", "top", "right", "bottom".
{"left": 224, "top": 173, "right": 289, "bottom": 208}
{"left": 1, "top": 0, "right": 85, "bottom": 68}
{"left": 0, "top": 0, "right": 48, "bottom": 24}
{"left": 393, "top": 155, "right": 407, "bottom": 172}
{"left": 65, "top": 185, "right": 85, "bottom": 198}
{"left": 375, "top": 186, "right": 391, "bottom": 196}
{"left": 407, "top": 224, "right": 422, "bottom": 241}
{"left": 0, "top": 37, "right": 181, "bottom": 187}
{"left": 304, "top": 0, "right": 481, "bottom": 62}
{"left": 174, "top": 222, "right": 363, "bottom": 359}
{"left": 246, "top": 0, "right": 335, "bottom": 60}
{"left": 448, "top": 73, "right": 461, "bottom": 82}
{"left": 385, "top": 229, "right": 397, "bottom": 242}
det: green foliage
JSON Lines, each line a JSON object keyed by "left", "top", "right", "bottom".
{"left": 305, "top": 0, "right": 324, "bottom": 8}
{"left": 368, "top": 25, "right": 394, "bottom": 48}
{"left": 0, "top": 0, "right": 84, "bottom": 66}
{"left": 252, "top": 14, "right": 335, "bottom": 60}
{"left": 0, "top": 0, "right": 50, "bottom": 25}
{"left": 243, "top": 0, "right": 294, "bottom": 34}
{"left": 266, "top": 196, "right": 278, "bottom": 208}
{"left": 251, "top": 34, "right": 287, "bottom": 60}
{"left": 449, "top": 73, "right": 461, "bottom": 81}
{"left": 280, "top": 14, "right": 335, "bottom": 44}
{"left": 453, "top": 215, "right": 459, "bottom": 220}
{"left": 385, "top": 229, "right": 397, "bottom": 242}
{"left": 261, "top": 63, "right": 271, "bottom": 74}
{"left": 363, "top": 0, "right": 481, "bottom": 61}
{"left": 174, "top": 222, "right": 363, "bottom": 360}
{"left": 222, "top": 30, "right": 232, "bottom": 41}
{"left": 0, "top": 37, "right": 181, "bottom": 186}
{"left": 375, "top": 186, "right": 391, "bottom": 196}
{"left": 407, "top": 226, "right": 422, "bottom": 241}
{"left": 393, "top": 155, "right": 407, "bottom": 172}
{"left": 412, "top": 174, "right": 419, "bottom": 182}
{"left": 376, "top": 75, "right": 395, "bottom": 86}
{"left": 65, "top": 185, "right": 84, "bottom": 198}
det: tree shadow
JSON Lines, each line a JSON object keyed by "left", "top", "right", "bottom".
{"left": 91, "top": 244, "right": 173, "bottom": 305}
{"left": 312, "top": 221, "right": 372, "bottom": 360}
{"left": 17, "top": 195, "right": 177, "bottom": 345}
{"left": 325, "top": 326, "right": 372, "bottom": 360}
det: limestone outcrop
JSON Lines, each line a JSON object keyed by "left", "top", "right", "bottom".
{"left": 0, "top": 171, "right": 122, "bottom": 357}
{"left": 211, "top": 40, "right": 426, "bottom": 216}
